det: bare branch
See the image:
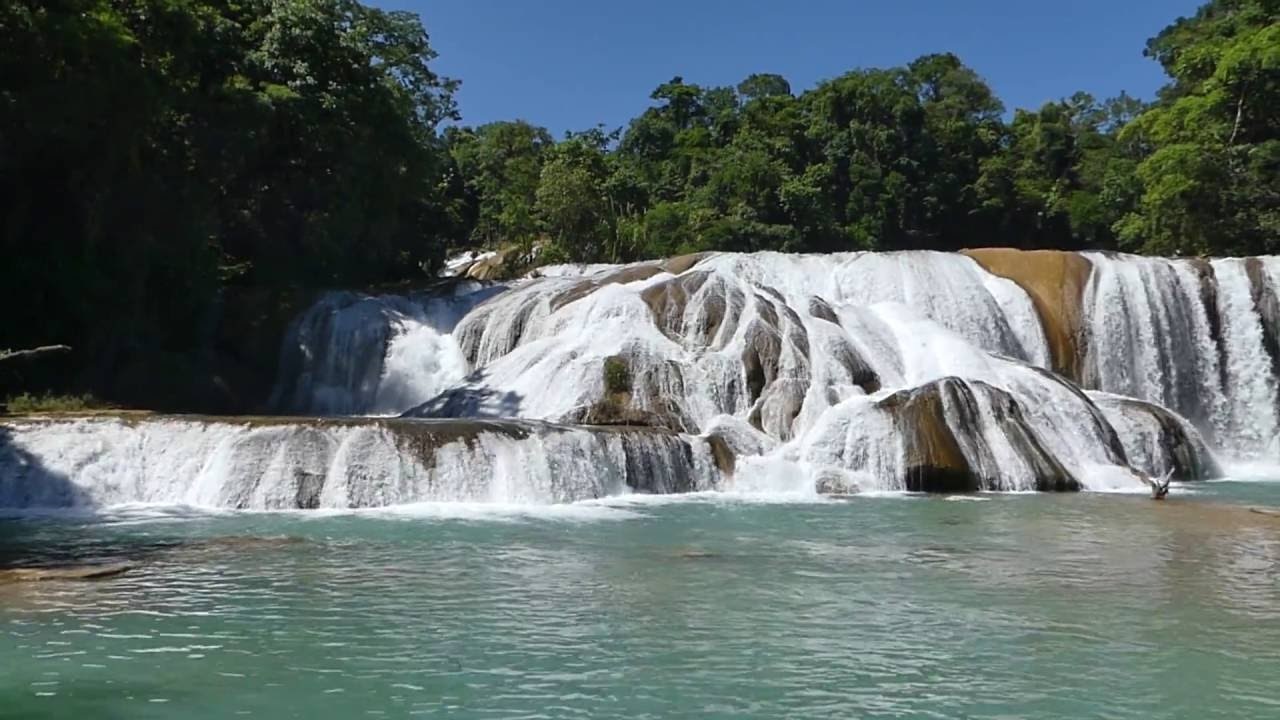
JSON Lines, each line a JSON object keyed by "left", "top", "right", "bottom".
{"left": 1229, "top": 89, "right": 1246, "bottom": 147}
{"left": 0, "top": 345, "right": 73, "bottom": 363}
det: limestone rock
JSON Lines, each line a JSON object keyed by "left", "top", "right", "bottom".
{"left": 963, "top": 248, "right": 1092, "bottom": 380}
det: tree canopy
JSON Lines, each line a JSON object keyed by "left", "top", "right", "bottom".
{"left": 1, "top": 0, "right": 1276, "bottom": 407}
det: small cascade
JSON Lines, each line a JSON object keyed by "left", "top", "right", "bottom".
{"left": 271, "top": 282, "right": 505, "bottom": 416}
{"left": 698, "top": 252, "right": 1049, "bottom": 365}
{"left": 0, "top": 417, "right": 722, "bottom": 510}
{"left": 1207, "top": 258, "right": 1280, "bottom": 457}
{"left": 1081, "top": 253, "right": 1227, "bottom": 437}
{"left": 1080, "top": 252, "right": 1280, "bottom": 460}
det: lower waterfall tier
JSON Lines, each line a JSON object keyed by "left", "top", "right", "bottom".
{"left": 0, "top": 416, "right": 722, "bottom": 510}
{"left": 1, "top": 393, "right": 1222, "bottom": 509}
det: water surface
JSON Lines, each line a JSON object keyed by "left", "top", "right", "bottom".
{"left": 3, "top": 483, "right": 1279, "bottom": 719}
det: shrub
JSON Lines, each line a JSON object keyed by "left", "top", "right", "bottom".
{"left": 4, "top": 392, "right": 100, "bottom": 414}
{"left": 602, "top": 356, "right": 632, "bottom": 395}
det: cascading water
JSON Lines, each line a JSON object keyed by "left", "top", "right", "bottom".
{"left": 1207, "top": 258, "right": 1280, "bottom": 457}
{"left": 1081, "top": 253, "right": 1225, "bottom": 432}
{"left": 271, "top": 281, "right": 506, "bottom": 416}
{"left": 0, "top": 417, "right": 721, "bottom": 509}
{"left": 1081, "top": 253, "right": 1280, "bottom": 460}
{"left": 8, "top": 249, "right": 1267, "bottom": 510}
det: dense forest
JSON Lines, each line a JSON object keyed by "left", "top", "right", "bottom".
{"left": 1, "top": 0, "right": 1277, "bottom": 409}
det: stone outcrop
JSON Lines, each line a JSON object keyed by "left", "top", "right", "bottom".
{"left": 641, "top": 271, "right": 741, "bottom": 349}
{"left": 0, "top": 563, "right": 134, "bottom": 583}
{"left": 1246, "top": 258, "right": 1280, "bottom": 390}
{"left": 878, "top": 378, "right": 1078, "bottom": 492}
{"left": 1090, "top": 393, "right": 1223, "bottom": 480}
{"left": 963, "top": 248, "right": 1092, "bottom": 380}
{"left": 550, "top": 253, "right": 713, "bottom": 312}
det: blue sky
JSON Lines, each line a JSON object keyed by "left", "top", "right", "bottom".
{"left": 381, "top": 0, "right": 1204, "bottom": 136}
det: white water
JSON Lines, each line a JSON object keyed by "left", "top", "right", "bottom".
{"left": 1207, "top": 259, "right": 1280, "bottom": 456}
{"left": 10, "top": 249, "right": 1276, "bottom": 508}
{"left": 403, "top": 252, "right": 1147, "bottom": 493}
{"left": 1081, "top": 253, "right": 1280, "bottom": 459}
{"left": 0, "top": 418, "right": 720, "bottom": 510}
{"left": 272, "top": 282, "right": 505, "bottom": 415}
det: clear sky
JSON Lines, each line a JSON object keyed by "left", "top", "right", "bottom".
{"left": 380, "top": 0, "right": 1205, "bottom": 136}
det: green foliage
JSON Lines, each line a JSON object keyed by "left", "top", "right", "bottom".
{"left": 602, "top": 356, "right": 632, "bottom": 395}
{"left": 3, "top": 0, "right": 1276, "bottom": 409}
{"left": 446, "top": 1, "right": 1276, "bottom": 264}
{"left": 4, "top": 393, "right": 102, "bottom": 414}
{"left": 448, "top": 121, "right": 554, "bottom": 256}
{"left": 1118, "top": 0, "right": 1280, "bottom": 255}
{"left": 1, "top": 0, "right": 457, "bottom": 403}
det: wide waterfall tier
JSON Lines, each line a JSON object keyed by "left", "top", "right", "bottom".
{"left": 0, "top": 416, "right": 724, "bottom": 510}
{"left": 253, "top": 248, "right": 1250, "bottom": 495}
{"left": 8, "top": 247, "right": 1251, "bottom": 509}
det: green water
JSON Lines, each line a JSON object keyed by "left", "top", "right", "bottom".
{"left": 3, "top": 485, "right": 1279, "bottom": 719}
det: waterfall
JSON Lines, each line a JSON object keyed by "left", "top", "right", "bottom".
{"left": 0, "top": 417, "right": 721, "bottom": 510}
{"left": 1081, "top": 253, "right": 1225, "bottom": 432}
{"left": 8, "top": 249, "right": 1274, "bottom": 508}
{"left": 1081, "top": 253, "right": 1280, "bottom": 459}
{"left": 1090, "top": 391, "right": 1222, "bottom": 480}
{"left": 271, "top": 282, "right": 506, "bottom": 416}
{"left": 1207, "top": 258, "right": 1280, "bottom": 457}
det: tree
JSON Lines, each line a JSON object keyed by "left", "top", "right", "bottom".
{"left": 536, "top": 135, "right": 617, "bottom": 262}
{"left": 1117, "top": 0, "right": 1280, "bottom": 255}
{"left": 1, "top": 0, "right": 457, "bottom": 405}
{"left": 737, "top": 73, "right": 792, "bottom": 101}
{"left": 448, "top": 120, "right": 554, "bottom": 253}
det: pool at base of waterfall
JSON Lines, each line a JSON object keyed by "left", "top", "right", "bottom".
{"left": 3, "top": 481, "right": 1280, "bottom": 720}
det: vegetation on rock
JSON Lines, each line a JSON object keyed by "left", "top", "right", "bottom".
{"left": 602, "top": 356, "right": 633, "bottom": 396}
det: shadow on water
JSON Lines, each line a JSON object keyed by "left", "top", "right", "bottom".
{"left": 0, "top": 423, "right": 112, "bottom": 569}
{"left": 0, "top": 424, "right": 95, "bottom": 513}
{"left": 0, "top": 678, "right": 199, "bottom": 719}
{"left": 399, "top": 368, "right": 523, "bottom": 419}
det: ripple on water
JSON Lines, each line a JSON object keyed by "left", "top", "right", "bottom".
{"left": 1, "top": 491, "right": 1279, "bottom": 718}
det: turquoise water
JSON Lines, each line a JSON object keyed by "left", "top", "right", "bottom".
{"left": 3, "top": 484, "right": 1279, "bottom": 719}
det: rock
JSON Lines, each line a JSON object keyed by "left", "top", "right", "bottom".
{"left": 672, "top": 548, "right": 720, "bottom": 560}
{"left": 567, "top": 353, "right": 695, "bottom": 432}
{"left": 641, "top": 271, "right": 734, "bottom": 348}
{"left": 879, "top": 380, "right": 977, "bottom": 492}
{"left": 878, "top": 377, "right": 1078, "bottom": 492}
{"left": 464, "top": 250, "right": 510, "bottom": 280}
{"left": 0, "top": 563, "right": 134, "bottom": 583}
{"left": 705, "top": 434, "right": 736, "bottom": 477}
{"left": 1245, "top": 258, "right": 1280, "bottom": 392}
{"left": 1187, "top": 258, "right": 1232, "bottom": 389}
{"left": 1090, "top": 392, "right": 1224, "bottom": 480}
{"left": 660, "top": 252, "right": 713, "bottom": 276}
{"left": 963, "top": 248, "right": 1093, "bottom": 380}
{"left": 552, "top": 254, "right": 714, "bottom": 315}
{"left": 807, "top": 296, "right": 840, "bottom": 324}
{"left": 814, "top": 468, "right": 860, "bottom": 496}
